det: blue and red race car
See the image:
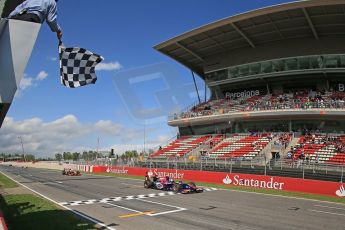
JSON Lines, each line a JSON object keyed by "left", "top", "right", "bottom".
{"left": 144, "top": 174, "right": 203, "bottom": 194}
{"left": 173, "top": 181, "right": 204, "bottom": 194}
{"left": 144, "top": 175, "right": 174, "bottom": 190}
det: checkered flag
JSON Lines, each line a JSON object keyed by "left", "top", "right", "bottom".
{"left": 59, "top": 44, "right": 103, "bottom": 88}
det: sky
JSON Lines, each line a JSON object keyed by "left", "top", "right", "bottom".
{"left": 0, "top": 0, "right": 292, "bottom": 157}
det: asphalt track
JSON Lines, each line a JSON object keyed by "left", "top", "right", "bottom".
{"left": 1, "top": 165, "right": 345, "bottom": 230}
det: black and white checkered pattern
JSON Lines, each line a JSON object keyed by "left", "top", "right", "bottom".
{"left": 59, "top": 188, "right": 218, "bottom": 206}
{"left": 59, "top": 191, "right": 176, "bottom": 206}
{"left": 59, "top": 44, "right": 103, "bottom": 88}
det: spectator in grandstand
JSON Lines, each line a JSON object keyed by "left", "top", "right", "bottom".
{"left": 287, "top": 151, "right": 292, "bottom": 159}
{"left": 9, "top": 0, "right": 63, "bottom": 40}
{"left": 178, "top": 89, "right": 345, "bottom": 120}
{"left": 209, "top": 141, "right": 214, "bottom": 149}
{"left": 300, "top": 150, "right": 305, "bottom": 160}
{"left": 315, "top": 154, "right": 319, "bottom": 164}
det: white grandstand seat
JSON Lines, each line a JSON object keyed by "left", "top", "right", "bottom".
{"left": 151, "top": 135, "right": 210, "bottom": 159}
{"left": 209, "top": 134, "right": 270, "bottom": 160}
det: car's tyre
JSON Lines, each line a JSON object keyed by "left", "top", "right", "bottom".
{"left": 144, "top": 180, "right": 150, "bottom": 188}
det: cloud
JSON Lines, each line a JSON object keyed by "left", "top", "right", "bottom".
{"left": 36, "top": 71, "right": 48, "bottom": 81}
{"left": 15, "top": 71, "right": 49, "bottom": 98}
{"left": 96, "top": 62, "right": 122, "bottom": 71}
{"left": 154, "top": 135, "right": 171, "bottom": 144}
{"left": 0, "top": 115, "right": 157, "bottom": 157}
{"left": 47, "top": 57, "right": 57, "bottom": 61}
{"left": 94, "top": 120, "right": 123, "bottom": 135}
{"left": 19, "top": 76, "right": 34, "bottom": 90}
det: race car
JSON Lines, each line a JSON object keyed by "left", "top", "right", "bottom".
{"left": 144, "top": 175, "right": 174, "bottom": 191}
{"left": 173, "top": 181, "right": 204, "bottom": 194}
{"left": 62, "top": 168, "right": 81, "bottom": 176}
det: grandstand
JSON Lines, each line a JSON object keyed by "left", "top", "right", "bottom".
{"left": 288, "top": 134, "right": 345, "bottom": 163}
{"left": 209, "top": 134, "right": 270, "bottom": 160}
{"left": 149, "top": 0, "right": 345, "bottom": 169}
{"left": 151, "top": 135, "right": 210, "bottom": 159}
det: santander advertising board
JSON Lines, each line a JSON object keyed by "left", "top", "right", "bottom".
{"left": 91, "top": 166, "right": 344, "bottom": 197}
{"left": 149, "top": 169, "right": 185, "bottom": 179}
{"left": 222, "top": 174, "right": 285, "bottom": 190}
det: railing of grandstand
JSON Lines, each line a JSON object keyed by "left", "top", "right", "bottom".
{"left": 168, "top": 100, "right": 204, "bottom": 120}
{"left": 169, "top": 98, "right": 345, "bottom": 121}
{"left": 182, "top": 100, "right": 202, "bottom": 114}
{"left": 270, "top": 158, "right": 345, "bottom": 179}
{"left": 205, "top": 54, "right": 345, "bottom": 83}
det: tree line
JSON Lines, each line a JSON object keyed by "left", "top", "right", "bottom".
{"left": 55, "top": 149, "right": 146, "bottom": 162}
{"left": 0, "top": 153, "right": 36, "bottom": 161}
{"left": 0, "top": 148, "right": 155, "bottom": 162}
{"left": 55, "top": 151, "right": 99, "bottom": 162}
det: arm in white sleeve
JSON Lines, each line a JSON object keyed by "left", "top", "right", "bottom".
{"left": 46, "top": 1, "right": 61, "bottom": 32}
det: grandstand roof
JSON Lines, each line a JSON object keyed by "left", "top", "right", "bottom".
{"left": 154, "top": 0, "right": 345, "bottom": 77}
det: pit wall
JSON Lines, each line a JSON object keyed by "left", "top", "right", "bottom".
{"left": 88, "top": 165, "right": 344, "bottom": 198}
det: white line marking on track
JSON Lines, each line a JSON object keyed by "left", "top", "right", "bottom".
{"left": 105, "top": 202, "right": 143, "bottom": 213}
{"left": 309, "top": 209, "right": 345, "bottom": 217}
{"left": 105, "top": 198, "right": 187, "bottom": 217}
{"left": 136, "top": 198, "right": 187, "bottom": 216}
{"left": 137, "top": 198, "right": 185, "bottom": 209}
{"left": 314, "top": 205, "right": 345, "bottom": 211}
{"left": 148, "top": 209, "right": 187, "bottom": 216}
{"left": 0, "top": 171, "right": 116, "bottom": 230}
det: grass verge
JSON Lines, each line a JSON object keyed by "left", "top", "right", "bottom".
{"left": 88, "top": 172, "right": 345, "bottom": 204}
{"left": 0, "top": 172, "right": 18, "bottom": 189}
{"left": 0, "top": 194, "right": 96, "bottom": 230}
